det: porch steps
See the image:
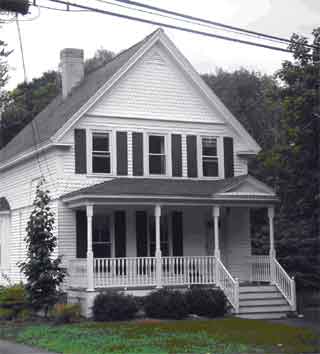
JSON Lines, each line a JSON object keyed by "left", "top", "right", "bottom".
{"left": 236, "top": 284, "right": 292, "bottom": 319}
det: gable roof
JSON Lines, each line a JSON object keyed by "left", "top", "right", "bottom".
{"left": 0, "top": 28, "right": 260, "bottom": 168}
{"left": 62, "top": 175, "right": 278, "bottom": 204}
{"left": 0, "top": 30, "right": 154, "bottom": 164}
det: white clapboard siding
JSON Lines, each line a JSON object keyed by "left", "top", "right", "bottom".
{"left": 89, "top": 44, "right": 224, "bottom": 123}
{"left": 58, "top": 201, "right": 76, "bottom": 266}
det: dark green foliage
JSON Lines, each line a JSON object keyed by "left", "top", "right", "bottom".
{"left": 186, "top": 287, "right": 228, "bottom": 317}
{"left": 92, "top": 291, "right": 138, "bottom": 321}
{"left": 51, "top": 303, "right": 81, "bottom": 324}
{"left": 143, "top": 288, "right": 188, "bottom": 319}
{"left": 0, "top": 71, "right": 60, "bottom": 148}
{"left": 19, "top": 181, "right": 66, "bottom": 317}
{"left": 0, "top": 0, "right": 29, "bottom": 15}
{"left": 0, "top": 284, "right": 29, "bottom": 320}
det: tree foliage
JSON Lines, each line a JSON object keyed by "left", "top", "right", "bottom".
{"left": 19, "top": 181, "right": 66, "bottom": 316}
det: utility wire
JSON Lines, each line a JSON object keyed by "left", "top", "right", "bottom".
{"left": 93, "top": 0, "right": 286, "bottom": 46}
{"left": 44, "top": 0, "right": 292, "bottom": 53}
{"left": 111, "top": 0, "right": 318, "bottom": 50}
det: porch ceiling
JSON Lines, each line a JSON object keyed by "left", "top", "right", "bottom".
{"left": 61, "top": 175, "right": 279, "bottom": 207}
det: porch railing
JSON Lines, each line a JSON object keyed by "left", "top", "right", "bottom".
{"left": 216, "top": 257, "right": 239, "bottom": 312}
{"left": 94, "top": 257, "right": 157, "bottom": 288}
{"left": 162, "top": 256, "right": 216, "bottom": 286}
{"left": 272, "top": 257, "right": 296, "bottom": 311}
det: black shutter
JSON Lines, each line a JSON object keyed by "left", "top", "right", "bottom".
{"left": 224, "top": 137, "right": 234, "bottom": 178}
{"left": 136, "top": 211, "right": 148, "bottom": 257}
{"left": 76, "top": 210, "right": 87, "bottom": 258}
{"left": 172, "top": 211, "right": 183, "bottom": 256}
{"left": 116, "top": 132, "right": 128, "bottom": 175}
{"left": 171, "top": 134, "right": 182, "bottom": 177}
{"left": 132, "top": 132, "right": 144, "bottom": 176}
{"left": 187, "top": 135, "right": 198, "bottom": 177}
{"left": 114, "top": 211, "right": 126, "bottom": 257}
{"left": 74, "top": 129, "right": 87, "bottom": 174}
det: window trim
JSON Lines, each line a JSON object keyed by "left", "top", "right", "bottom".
{"left": 145, "top": 133, "right": 169, "bottom": 177}
{"left": 199, "top": 136, "right": 223, "bottom": 179}
{"left": 88, "top": 129, "right": 114, "bottom": 176}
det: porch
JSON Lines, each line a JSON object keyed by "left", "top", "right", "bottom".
{"left": 61, "top": 177, "right": 296, "bottom": 314}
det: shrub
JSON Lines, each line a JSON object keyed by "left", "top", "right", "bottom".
{"left": 0, "top": 284, "right": 29, "bottom": 320}
{"left": 144, "top": 289, "right": 188, "bottom": 319}
{"left": 51, "top": 303, "right": 81, "bottom": 324}
{"left": 92, "top": 291, "right": 138, "bottom": 321}
{"left": 0, "top": 308, "right": 15, "bottom": 320}
{"left": 0, "top": 284, "right": 26, "bottom": 306}
{"left": 186, "top": 287, "right": 227, "bottom": 317}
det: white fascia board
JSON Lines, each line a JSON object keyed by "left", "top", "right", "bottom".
{"left": 52, "top": 29, "right": 164, "bottom": 143}
{"left": 0, "top": 142, "right": 71, "bottom": 172}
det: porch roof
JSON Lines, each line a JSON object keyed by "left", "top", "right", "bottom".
{"left": 61, "top": 175, "right": 279, "bottom": 206}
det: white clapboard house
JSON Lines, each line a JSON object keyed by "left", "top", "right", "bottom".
{"left": 0, "top": 29, "right": 296, "bottom": 318}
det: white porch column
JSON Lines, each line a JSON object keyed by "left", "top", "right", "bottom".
{"left": 268, "top": 206, "right": 276, "bottom": 257}
{"left": 86, "top": 204, "right": 94, "bottom": 291}
{"left": 213, "top": 206, "right": 220, "bottom": 259}
{"left": 155, "top": 204, "right": 162, "bottom": 288}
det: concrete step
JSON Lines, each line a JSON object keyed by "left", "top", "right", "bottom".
{"left": 239, "top": 285, "right": 277, "bottom": 293}
{"left": 237, "top": 312, "right": 288, "bottom": 320}
{"left": 240, "top": 291, "right": 282, "bottom": 300}
{"left": 240, "top": 298, "right": 288, "bottom": 307}
{"left": 239, "top": 305, "right": 291, "bottom": 314}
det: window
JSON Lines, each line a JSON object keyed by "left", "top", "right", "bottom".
{"left": 92, "top": 215, "right": 112, "bottom": 258}
{"left": 149, "top": 135, "right": 166, "bottom": 175}
{"left": 92, "top": 132, "right": 111, "bottom": 173}
{"left": 202, "top": 137, "right": 219, "bottom": 177}
{"left": 149, "top": 215, "right": 169, "bottom": 256}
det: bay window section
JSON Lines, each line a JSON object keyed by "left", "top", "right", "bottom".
{"left": 149, "top": 135, "right": 166, "bottom": 175}
{"left": 92, "top": 132, "right": 111, "bottom": 173}
{"left": 202, "top": 137, "right": 219, "bottom": 177}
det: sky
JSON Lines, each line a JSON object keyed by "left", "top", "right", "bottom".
{"left": 1, "top": 0, "right": 319, "bottom": 89}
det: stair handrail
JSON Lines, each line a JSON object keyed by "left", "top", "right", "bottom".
{"left": 271, "top": 256, "right": 296, "bottom": 311}
{"left": 215, "top": 257, "right": 239, "bottom": 313}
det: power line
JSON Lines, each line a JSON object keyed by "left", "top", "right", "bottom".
{"left": 93, "top": 0, "right": 286, "bottom": 46}
{"left": 44, "top": 0, "right": 292, "bottom": 53}
{"left": 111, "top": 0, "right": 318, "bottom": 50}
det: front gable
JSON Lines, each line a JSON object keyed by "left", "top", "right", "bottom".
{"left": 87, "top": 43, "right": 225, "bottom": 124}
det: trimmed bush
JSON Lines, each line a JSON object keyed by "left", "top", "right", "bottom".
{"left": 0, "top": 308, "right": 15, "bottom": 320}
{"left": 0, "top": 284, "right": 29, "bottom": 320}
{"left": 144, "top": 289, "right": 188, "bottom": 319}
{"left": 51, "top": 303, "right": 81, "bottom": 324}
{"left": 92, "top": 291, "right": 138, "bottom": 321}
{"left": 186, "top": 287, "right": 228, "bottom": 317}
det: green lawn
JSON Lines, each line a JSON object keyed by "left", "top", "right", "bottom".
{"left": 0, "top": 318, "right": 318, "bottom": 354}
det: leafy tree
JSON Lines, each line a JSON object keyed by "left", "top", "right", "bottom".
{"left": 19, "top": 180, "right": 66, "bottom": 317}
{"left": 253, "top": 28, "right": 320, "bottom": 289}
{"left": 85, "top": 48, "right": 114, "bottom": 75}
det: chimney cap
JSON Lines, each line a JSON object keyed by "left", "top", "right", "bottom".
{"left": 60, "top": 48, "right": 84, "bottom": 59}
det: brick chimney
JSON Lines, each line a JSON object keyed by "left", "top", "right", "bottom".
{"left": 60, "top": 48, "right": 84, "bottom": 98}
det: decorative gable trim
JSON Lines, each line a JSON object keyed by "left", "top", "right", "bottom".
{"left": 52, "top": 29, "right": 260, "bottom": 153}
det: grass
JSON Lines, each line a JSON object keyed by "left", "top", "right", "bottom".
{"left": 0, "top": 318, "right": 318, "bottom": 354}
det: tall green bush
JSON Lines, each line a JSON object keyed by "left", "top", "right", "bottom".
{"left": 19, "top": 181, "right": 66, "bottom": 317}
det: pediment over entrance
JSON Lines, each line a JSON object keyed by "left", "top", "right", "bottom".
{"left": 218, "top": 176, "right": 276, "bottom": 196}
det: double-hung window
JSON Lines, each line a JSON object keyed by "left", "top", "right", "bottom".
{"left": 92, "top": 132, "right": 111, "bottom": 173}
{"left": 202, "top": 136, "right": 219, "bottom": 177}
{"left": 92, "top": 215, "right": 112, "bottom": 258}
{"left": 149, "top": 135, "right": 166, "bottom": 175}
